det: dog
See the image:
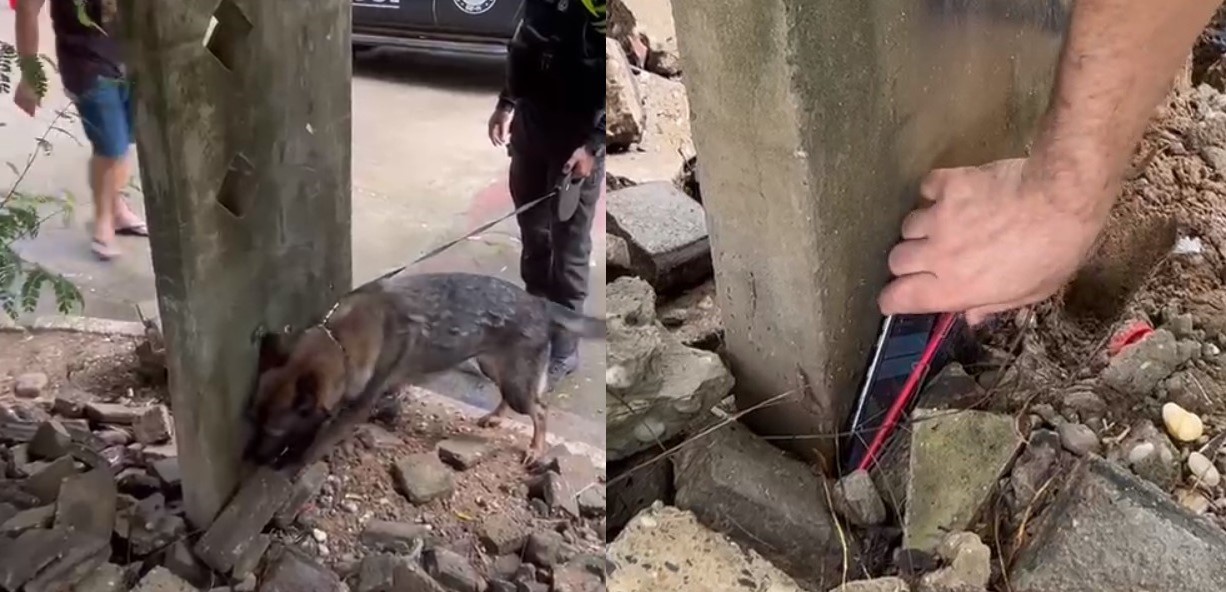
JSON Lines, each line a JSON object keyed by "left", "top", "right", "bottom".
{"left": 246, "top": 271, "right": 605, "bottom": 471}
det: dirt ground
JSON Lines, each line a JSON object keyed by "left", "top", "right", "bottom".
{"left": 0, "top": 328, "right": 604, "bottom": 583}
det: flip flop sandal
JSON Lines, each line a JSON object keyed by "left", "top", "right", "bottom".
{"left": 91, "top": 239, "right": 120, "bottom": 261}
{"left": 115, "top": 223, "right": 149, "bottom": 237}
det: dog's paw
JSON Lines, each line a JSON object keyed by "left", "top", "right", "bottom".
{"left": 476, "top": 415, "right": 503, "bottom": 428}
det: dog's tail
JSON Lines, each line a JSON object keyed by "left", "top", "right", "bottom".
{"left": 547, "top": 302, "right": 606, "bottom": 339}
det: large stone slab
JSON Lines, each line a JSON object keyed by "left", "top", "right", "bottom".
{"left": 904, "top": 408, "right": 1022, "bottom": 552}
{"left": 670, "top": 0, "right": 1068, "bottom": 463}
{"left": 194, "top": 467, "right": 293, "bottom": 573}
{"left": 606, "top": 182, "right": 711, "bottom": 295}
{"left": 673, "top": 421, "right": 849, "bottom": 589}
{"left": 608, "top": 504, "right": 804, "bottom": 592}
{"left": 1011, "top": 457, "right": 1226, "bottom": 592}
{"left": 606, "top": 277, "right": 733, "bottom": 462}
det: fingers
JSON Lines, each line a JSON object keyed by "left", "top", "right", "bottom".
{"left": 899, "top": 207, "right": 932, "bottom": 240}
{"left": 878, "top": 272, "right": 945, "bottom": 316}
{"left": 886, "top": 239, "right": 930, "bottom": 277}
{"left": 918, "top": 168, "right": 954, "bottom": 202}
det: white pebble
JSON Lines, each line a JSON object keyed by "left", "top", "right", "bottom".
{"left": 1206, "top": 343, "right": 1221, "bottom": 357}
{"left": 341, "top": 501, "right": 359, "bottom": 513}
{"left": 1163, "top": 402, "right": 1205, "bottom": 442}
{"left": 1188, "top": 452, "right": 1221, "bottom": 488}
{"left": 312, "top": 529, "right": 328, "bottom": 543}
{"left": 1128, "top": 442, "right": 1156, "bottom": 464}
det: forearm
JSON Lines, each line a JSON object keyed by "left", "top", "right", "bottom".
{"left": 15, "top": 0, "right": 42, "bottom": 58}
{"left": 1028, "top": 0, "right": 1219, "bottom": 219}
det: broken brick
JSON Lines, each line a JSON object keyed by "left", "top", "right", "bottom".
{"left": 55, "top": 467, "right": 118, "bottom": 539}
{"left": 273, "top": 462, "right": 329, "bottom": 529}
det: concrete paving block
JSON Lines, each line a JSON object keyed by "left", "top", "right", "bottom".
{"left": 55, "top": 467, "right": 118, "bottom": 539}
{"left": 194, "top": 466, "right": 293, "bottom": 573}
{"left": 904, "top": 408, "right": 1022, "bottom": 552}
{"left": 606, "top": 182, "right": 711, "bottom": 295}
{"left": 1011, "top": 458, "right": 1226, "bottom": 592}
{"left": 674, "top": 421, "right": 849, "bottom": 589}
{"left": 22, "top": 531, "right": 110, "bottom": 592}
{"left": 608, "top": 504, "right": 804, "bottom": 592}
{"left": 259, "top": 544, "right": 346, "bottom": 592}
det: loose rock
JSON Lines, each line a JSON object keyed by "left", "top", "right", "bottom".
{"left": 425, "top": 546, "right": 485, "bottom": 592}
{"left": 479, "top": 514, "right": 527, "bottom": 555}
{"left": 14, "top": 373, "right": 49, "bottom": 399}
{"left": 393, "top": 453, "right": 455, "bottom": 505}
{"left": 606, "top": 37, "right": 645, "bottom": 148}
{"left": 608, "top": 505, "right": 805, "bottom": 592}
{"left": 1057, "top": 422, "right": 1101, "bottom": 456}
{"left": 360, "top": 520, "right": 434, "bottom": 554}
{"left": 259, "top": 544, "right": 346, "bottom": 592}
{"left": 832, "top": 469, "right": 887, "bottom": 526}
{"left": 524, "top": 531, "right": 572, "bottom": 568}
{"left": 55, "top": 468, "right": 117, "bottom": 539}
{"left": 832, "top": 578, "right": 910, "bottom": 592}
{"left": 83, "top": 403, "right": 142, "bottom": 425}
{"left": 133, "top": 405, "right": 173, "bottom": 445}
{"left": 28, "top": 420, "right": 71, "bottom": 460}
{"left": 437, "top": 435, "right": 493, "bottom": 470}
{"left": 194, "top": 467, "right": 293, "bottom": 573}
{"left": 674, "top": 421, "right": 845, "bottom": 588}
{"left": 1189, "top": 451, "right": 1222, "bottom": 487}
{"left": 1102, "top": 329, "right": 1185, "bottom": 397}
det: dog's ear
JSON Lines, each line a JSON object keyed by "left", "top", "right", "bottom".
{"left": 258, "top": 330, "right": 292, "bottom": 374}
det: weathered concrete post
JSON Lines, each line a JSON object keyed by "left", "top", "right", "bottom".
{"left": 119, "top": 0, "right": 352, "bottom": 527}
{"left": 670, "top": 0, "right": 1069, "bottom": 462}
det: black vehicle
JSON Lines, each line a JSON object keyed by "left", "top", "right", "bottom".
{"left": 352, "top": 0, "right": 526, "bottom": 56}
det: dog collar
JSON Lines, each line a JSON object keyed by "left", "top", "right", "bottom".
{"left": 317, "top": 301, "right": 352, "bottom": 399}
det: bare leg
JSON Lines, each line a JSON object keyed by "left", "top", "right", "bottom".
{"left": 109, "top": 153, "right": 144, "bottom": 230}
{"left": 89, "top": 155, "right": 122, "bottom": 256}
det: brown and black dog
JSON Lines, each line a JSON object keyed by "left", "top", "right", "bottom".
{"left": 246, "top": 271, "right": 604, "bottom": 471}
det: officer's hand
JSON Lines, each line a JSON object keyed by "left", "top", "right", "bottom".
{"left": 563, "top": 146, "right": 596, "bottom": 178}
{"left": 488, "top": 108, "right": 513, "bottom": 147}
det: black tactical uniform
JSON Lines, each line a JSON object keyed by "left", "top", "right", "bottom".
{"left": 497, "top": 0, "right": 605, "bottom": 384}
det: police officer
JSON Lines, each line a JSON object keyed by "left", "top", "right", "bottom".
{"left": 487, "top": 0, "right": 605, "bottom": 386}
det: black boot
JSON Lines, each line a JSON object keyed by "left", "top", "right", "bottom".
{"left": 547, "top": 331, "right": 580, "bottom": 389}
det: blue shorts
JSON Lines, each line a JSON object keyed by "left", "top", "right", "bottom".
{"left": 75, "top": 77, "right": 134, "bottom": 159}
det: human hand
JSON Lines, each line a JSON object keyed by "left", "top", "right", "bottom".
{"left": 563, "top": 146, "right": 596, "bottom": 179}
{"left": 14, "top": 78, "right": 40, "bottom": 117}
{"left": 488, "top": 107, "right": 513, "bottom": 146}
{"left": 878, "top": 157, "right": 1113, "bottom": 325}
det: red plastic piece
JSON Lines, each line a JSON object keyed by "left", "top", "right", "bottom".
{"left": 1108, "top": 320, "right": 1154, "bottom": 358}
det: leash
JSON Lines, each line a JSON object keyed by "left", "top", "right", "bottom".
{"left": 316, "top": 185, "right": 561, "bottom": 329}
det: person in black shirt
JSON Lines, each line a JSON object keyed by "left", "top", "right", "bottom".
{"left": 13, "top": 0, "right": 147, "bottom": 262}
{"left": 487, "top": 0, "right": 606, "bottom": 387}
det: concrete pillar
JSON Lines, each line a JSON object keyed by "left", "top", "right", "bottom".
{"left": 670, "top": 0, "right": 1069, "bottom": 462}
{"left": 120, "top": 0, "right": 352, "bottom": 527}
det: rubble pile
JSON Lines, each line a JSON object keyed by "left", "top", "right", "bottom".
{"left": 1, "top": 332, "right": 606, "bottom": 592}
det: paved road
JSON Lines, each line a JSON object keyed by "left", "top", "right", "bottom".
{"left": 0, "top": 12, "right": 605, "bottom": 449}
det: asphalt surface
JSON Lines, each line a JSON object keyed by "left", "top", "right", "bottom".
{"left": 0, "top": 12, "right": 605, "bottom": 449}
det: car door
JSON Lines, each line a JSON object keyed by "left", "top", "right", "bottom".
{"left": 433, "top": 0, "right": 525, "bottom": 40}
{"left": 353, "top": 0, "right": 435, "bottom": 32}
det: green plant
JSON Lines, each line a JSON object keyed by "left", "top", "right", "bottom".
{"left": 0, "top": 42, "right": 83, "bottom": 320}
